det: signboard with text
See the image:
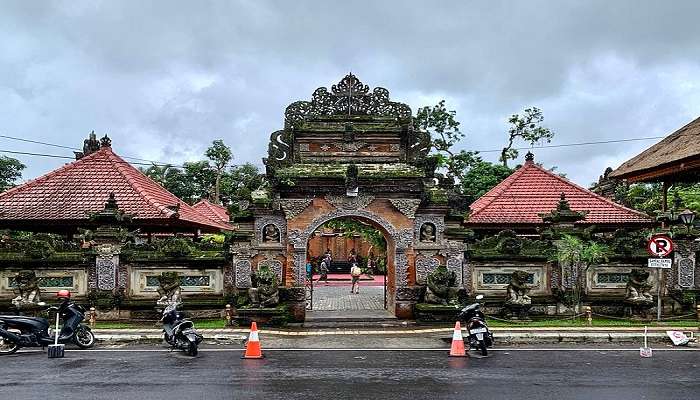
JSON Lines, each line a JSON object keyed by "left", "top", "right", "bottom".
{"left": 647, "top": 258, "right": 672, "bottom": 269}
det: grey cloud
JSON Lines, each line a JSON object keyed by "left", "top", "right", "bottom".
{"left": 1, "top": 0, "right": 699, "bottom": 187}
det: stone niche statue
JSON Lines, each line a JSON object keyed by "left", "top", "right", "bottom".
{"left": 11, "top": 270, "right": 42, "bottom": 311}
{"left": 248, "top": 264, "right": 280, "bottom": 308}
{"left": 420, "top": 223, "right": 437, "bottom": 242}
{"left": 624, "top": 269, "right": 654, "bottom": 317}
{"left": 424, "top": 265, "right": 459, "bottom": 305}
{"left": 156, "top": 272, "right": 182, "bottom": 309}
{"left": 504, "top": 270, "right": 532, "bottom": 319}
{"left": 262, "top": 224, "right": 281, "bottom": 243}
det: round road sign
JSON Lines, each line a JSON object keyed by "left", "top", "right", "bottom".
{"left": 647, "top": 235, "right": 674, "bottom": 257}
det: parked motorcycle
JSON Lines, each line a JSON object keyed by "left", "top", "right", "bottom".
{"left": 457, "top": 294, "right": 493, "bottom": 356}
{"left": 0, "top": 290, "right": 95, "bottom": 355}
{"left": 160, "top": 303, "right": 203, "bottom": 356}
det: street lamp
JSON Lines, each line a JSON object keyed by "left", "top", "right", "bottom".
{"left": 678, "top": 209, "right": 696, "bottom": 233}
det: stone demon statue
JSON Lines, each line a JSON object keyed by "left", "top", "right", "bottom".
{"left": 156, "top": 272, "right": 182, "bottom": 309}
{"left": 248, "top": 264, "right": 279, "bottom": 308}
{"left": 11, "top": 270, "right": 41, "bottom": 311}
{"left": 424, "top": 265, "right": 459, "bottom": 305}
{"left": 505, "top": 270, "right": 532, "bottom": 306}
{"left": 624, "top": 269, "right": 653, "bottom": 306}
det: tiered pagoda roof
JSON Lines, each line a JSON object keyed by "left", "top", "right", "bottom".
{"left": 467, "top": 153, "right": 652, "bottom": 228}
{"left": 0, "top": 137, "right": 231, "bottom": 233}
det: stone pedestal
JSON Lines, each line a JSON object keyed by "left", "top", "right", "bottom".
{"left": 414, "top": 303, "right": 461, "bottom": 324}
{"left": 233, "top": 304, "right": 291, "bottom": 327}
{"left": 504, "top": 304, "right": 532, "bottom": 320}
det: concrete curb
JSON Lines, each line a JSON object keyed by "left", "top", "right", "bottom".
{"left": 93, "top": 327, "right": 698, "bottom": 344}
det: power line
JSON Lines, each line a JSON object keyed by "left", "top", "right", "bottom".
{"left": 0, "top": 149, "right": 179, "bottom": 168}
{"left": 471, "top": 136, "right": 665, "bottom": 153}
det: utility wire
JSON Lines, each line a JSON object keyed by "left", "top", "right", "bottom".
{"left": 470, "top": 136, "right": 665, "bottom": 153}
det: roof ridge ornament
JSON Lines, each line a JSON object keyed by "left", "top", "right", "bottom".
{"left": 75, "top": 131, "right": 101, "bottom": 159}
{"left": 284, "top": 73, "right": 412, "bottom": 126}
{"left": 525, "top": 151, "right": 535, "bottom": 163}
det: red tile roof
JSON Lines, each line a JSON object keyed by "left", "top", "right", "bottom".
{"left": 467, "top": 157, "right": 652, "bottom": 226}
{"left": 0, "top": 146, "right": 232, "bottom": 232}
{"left": 193, "top": 199, "right": 232, "bottom": 227}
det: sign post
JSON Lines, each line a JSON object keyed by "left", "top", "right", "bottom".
{"left": 646, "top": 235, "right": 674, "bottom": 322}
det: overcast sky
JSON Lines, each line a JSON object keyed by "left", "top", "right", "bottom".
{"left": 2, "top": 1, "right": 700, "bottom": 187}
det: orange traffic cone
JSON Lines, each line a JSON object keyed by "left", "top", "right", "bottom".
{"left": 242, "top": 321, "right": 264, "bottom": 359}
{"left": 449, "top": 321, "right": 467, "bottom": 357}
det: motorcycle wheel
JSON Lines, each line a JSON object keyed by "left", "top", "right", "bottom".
{"left": 0, "top": 337, "right": 20, "bottom": 355}
{"left": 185, "top": 340, "right": 198, "bottom": 357}
{"left": 478, "top": 340, "right": 488, "bottom": 356}
{"left": 75, "top": 327, "right": 96, "bottom": 349}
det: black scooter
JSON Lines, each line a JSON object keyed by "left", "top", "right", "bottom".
{"left": 161, "top": 303, "right": 203, "bottom": 356}
{"left": 457, "top": 294, "right": 494, "bottom": 356}
{"left": 0, "top": 297, "right": 95, "bottom": 355}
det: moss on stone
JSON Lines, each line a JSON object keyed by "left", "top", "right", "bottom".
{"left": 275, "top": 163, "right": 424, "bottom": 179}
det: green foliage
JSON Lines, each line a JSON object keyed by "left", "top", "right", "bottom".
{"left": 206, "top": 140, "right": 233, "bottom": 203}
{"left": 0, "top": 155, "right": 25, "bottom": 192}
{"left": 619, "top": 182, "right": 700, "bottom": 218}
{"left": 500, "top": 107, "right": 555, "bottom": 167}
{"left": 413, "top": 100, "right": 480, "bottom": 184}
{"left": 323, "top": 218, "right": 387, "bottom": 254}
{"left": 552, "top": 234, "right": 611, "bottom": 309}
{"left": 160, "top": 237, "right": 195, "bottom": 257}
{"left": 460, "top": 161, "right": 514, "bottom": 203}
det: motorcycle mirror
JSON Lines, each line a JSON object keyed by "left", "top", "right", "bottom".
{"left": 475, "top": 295, "right": 484, "bottom": 300}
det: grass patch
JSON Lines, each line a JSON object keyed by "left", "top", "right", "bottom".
{"left": 95, "top": 318, "right": 226, "bottom": 330}
{"left": 486, "top": 317, "right": 698, "bottom": 328}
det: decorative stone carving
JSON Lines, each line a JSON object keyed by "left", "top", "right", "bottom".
{"left": 262, "top": 224, "right": 281, "bottom": 243}
{"left": 248, "top": 264, "right": 279, "bottom": 308}
{"left": 279, "top": 198, "right": 312, "bottom": 220}
{"left": 416, "top": 256, "right": 440, "bottom": 285}
{"left": 254, "top": 215, "right": 286, "bottom": 246}
{"left": 396, "top": 229, "right": 414, "bottom": 249}
{"left": 414, "top": 215, "right": 444, "bottom": 244}
{"left": 298, "top": 143, "right": 310, "bottom": 152}
{"left": 11, "top": 270, "right": 41, "bottom": 311}
{"left": 96, "top": 258, "right": 117, "bottom": 291}
{"left": 294, "top": 250, "right": 307, "bottom": 285}
{"left": 258, "top": 259, "right": 283, "bottom": 283}
{"left": 624, "top": 269, "right": 654, "bottom": 318}
{"left": 284, "top": 73, "right": 412, "bottom": 127}
{"left": 238, "top": 199, "right": 250, "bottom": 211}
{"left": 674, "top": 241, "right": 698, "bottom": 289}
{"left": 419, "top": 223, "right": 437, "bottom": 242}
{"left": 389, "top": 199, "right": 422, "bottom": 219}
{"left": 423, "top": 265, "right": 459, "bottom": 305}
{"left": 155, "top": 272, "right": 182, "bottom": 309}
{"left": 235, "top": 260, "right": 252, "bottom": 288}
{"left": 333, "top": 141, "right": 367, "bottom": 152}
{"left": 325, "top": 194, "right": 374, "bottom": 210}
{"left": 395, "top": 251, "right": 409, "bottom": 287}
{"left": 441, "top": 241, "right": 466, "bottom": 286}
{"left": 504, "top": 270, "right": 533, "bottom": 319}
{"left": 390, "top": 143, "right": 400, "bottom": 152}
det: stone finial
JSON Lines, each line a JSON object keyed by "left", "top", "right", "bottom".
{"left": 100, "top": 134, "right": 112, "bottom": 148}
{"left": 525, "top": 151, "right": 535, "bottom": 163}
{"left": 75, "top": 131, "right": 101, "bottom": 159}
{"left": 539, "top": 192, "right": 587, "bottom": 225}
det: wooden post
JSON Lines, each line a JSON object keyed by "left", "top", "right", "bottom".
{"left": 661, "top": 181, "right": 669, "bottom": 229}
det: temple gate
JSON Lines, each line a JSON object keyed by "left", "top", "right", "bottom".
{"left": 230, "top": 74, "right": 468, "bottom": 320}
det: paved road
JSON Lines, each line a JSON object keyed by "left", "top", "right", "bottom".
{"left": 1, "top": 345, "right": 698, "bottom": 400}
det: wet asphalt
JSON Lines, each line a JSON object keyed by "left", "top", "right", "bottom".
{"left": 0, "top": 344, "right": 698, "bottom": 400}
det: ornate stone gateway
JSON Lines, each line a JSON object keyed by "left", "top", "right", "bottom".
{"left": 230, "top": 74, "right": 468, "bottom": 320}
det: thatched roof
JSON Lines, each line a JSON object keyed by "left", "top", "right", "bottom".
{"left": 609, "top": 116, "right": 700, "bottom": 182}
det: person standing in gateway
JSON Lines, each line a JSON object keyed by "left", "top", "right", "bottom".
{"left": 350, "top": 262, "right": 362, "bottom": 294}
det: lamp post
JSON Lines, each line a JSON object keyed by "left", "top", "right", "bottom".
{"left": 678, "top": 209, "right": 696, "bottom": 233}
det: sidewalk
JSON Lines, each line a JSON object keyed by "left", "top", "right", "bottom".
{"left": 93, "top": 325, "right": 699, "bottom": 345}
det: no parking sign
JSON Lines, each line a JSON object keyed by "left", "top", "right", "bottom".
{"left": 647, "top": 235, "right": 674, "bottom": 257}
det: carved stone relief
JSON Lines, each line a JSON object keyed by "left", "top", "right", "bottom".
{"left": 676, "top": 252, "right": 696, "bottom": 289}
{"left": 235, "top": 260, "right": 252, "bottom": 288}
{"left": 254, "top": 215, "right": 287, "bottom": 246}
{"left": 415, "top": 256, "right": 440, "bottom": 285}
{"left": 96, "top": 257, "right": 117, "bottom": 291}
{"left": 298, "top": 143, "right": 310, "bottom": 152}
{"left": 333, "top": 141, "right": 367, "bottom": 152}
{"left": 279, "top": 198, "right": 313, "bottom": 220}
{"left": 414, "top": 215, "right": 445, "bottom": 244}
{"left": 395, "top": 250, "right": 409, "bottom": 287}
{"left": 389, "top": 199, "right": 422, "bottom": 219}
{"left": 324, "top": 194, "right": 374, "bottom": 210}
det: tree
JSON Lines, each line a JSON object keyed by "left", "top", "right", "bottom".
{"left": 220, "top": 163, "right": 265, "bottom": 213}
{"left": 553, "top": 234, "right": 610, "bottom": 312}
{"left": 500, "top": 107, "right": 554, "bottom": 167}
{"left": 205, "top": 140, "right": 233, "bottom": 204}
{"left": 414, "top": 100, "right": 480, "bottom": 184}
{"left": 460, "top": 161, "right": 514, "bottom": 204}
{"left": 182, "top": 160, "right": 216, "bottom": 203}
{"left": 0, "top": 156, "right": 25, "bottom": 192}
{"left": 141, "top": 164, "right": 191, "bottom": 200}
